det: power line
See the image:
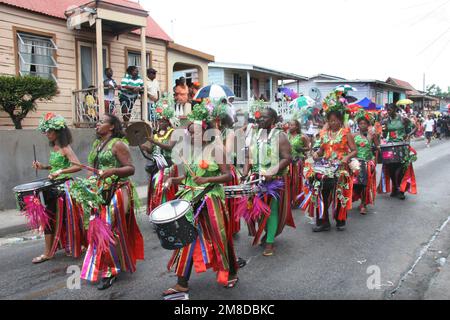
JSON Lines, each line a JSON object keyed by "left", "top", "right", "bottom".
{"left": 410, "top": 0, "right": 450, "bottom": 26}
{"left": 428, "top": 37, "right": 450, "bottom": 69}
{"left": 417, "top": 26, "right": 450, "bottom": 55}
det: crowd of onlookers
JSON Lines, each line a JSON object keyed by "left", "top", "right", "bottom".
{"left": 83, "top": 66, "right": 205, "bottom": 123}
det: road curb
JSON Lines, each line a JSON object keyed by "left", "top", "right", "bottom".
{"left": 0, "top": 192, "right": 148, "bottom": 240}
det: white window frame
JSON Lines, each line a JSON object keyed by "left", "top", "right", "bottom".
{"left": 17, "top": 32, "right": 58, "bottom": 81}
{"left": 76, "top": 41, "right": 109, "bottom": 89}
{"left": 127, "top": 51, "right": 150, "bottom": 69}
{"left": 233, "top": 73, "right": 242, "bottom": 98}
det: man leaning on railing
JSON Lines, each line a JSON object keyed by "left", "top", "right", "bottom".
{"left": 119, "top": 66, "right": 144, "bottom": 123}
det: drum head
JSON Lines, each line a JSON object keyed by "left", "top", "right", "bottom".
{"left": 13, "top": 179, "right": 53, "bottom": 192}
{"left": 150, "top": 200, "right": 191, "bottom": 224}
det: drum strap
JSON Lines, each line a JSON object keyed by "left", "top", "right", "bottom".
{"left": 190, "top": 184, "right": 216, "bottom": 205}
{"left": 93, "top": 137, "right": 113, "bottom": 170}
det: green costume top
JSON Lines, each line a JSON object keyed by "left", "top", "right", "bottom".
{"left": 385, "top": 116, "right": 413, "bottom": 142}
{"left": 288, "top": 133, "right": 306, "bottom": 160}
{"left": 49, "top": 151, "right": 71, "bottom": 180}
{"left": 177, "top": 151, "right": 225, "bottom": 222}
{"left": 250, "top": 128, "right": 287, "bottom": 176}
{"left": 88, "top": 138, "right": 130, "bottom": 188}
{"left": 354, "top": 134, "right": 374, "bottom": 161}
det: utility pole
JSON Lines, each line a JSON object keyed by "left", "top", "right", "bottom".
{"left": 423, "top": 73, "right": 426, "bottom": 92}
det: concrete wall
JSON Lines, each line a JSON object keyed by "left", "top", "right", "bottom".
{"left": 0, "top": 128, "right": 151, "bottom": 210}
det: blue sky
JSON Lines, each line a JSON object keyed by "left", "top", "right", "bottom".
{"left": 141, "top": 0, "right": 450, "bottom": 91}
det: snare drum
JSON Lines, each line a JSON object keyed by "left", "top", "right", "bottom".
{"left": 13, "top": 179, "right": 66, "bottom": 211}
{"left": 380, "top": 142, "right": 409, "bottom": 164}
{"left": 224, "top": 184, "right": 259, "bottom": 199}
{"left": 150, "top": 200, "right": 198, "bottom": 250}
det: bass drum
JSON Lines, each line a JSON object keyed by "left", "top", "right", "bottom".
{"left": 149, "top": 200, "right": 198, "bottom": 250}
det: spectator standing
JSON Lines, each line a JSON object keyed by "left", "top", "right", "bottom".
{"left": 104, "top": 68, "right": 119, "bottom": 114}
{"left": 174, "top": 77, "right": 191, "bottom": 116}
{"left": 147, "top": 68, "right": 160, "bottom": 123}
{"left": 424, "top": 115, "right": 435, "bottom": 147}
{"left": 119, "top": 66, "right": 144, "bottom": 123}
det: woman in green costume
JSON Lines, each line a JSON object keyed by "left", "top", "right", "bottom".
{"left": 31, "top": 113, "right": 85, "bottom": 264}
{"left": 352, "top": 111, "right": 379, "bottom": 214}
{"left": 163, "top": 103, "right": 239, "bottom": 299}
{"left": 378, "top": 104, "right": 417, "bottom": 200}
{"left": 287, "top": 119, "right": 310, "bottom": 206}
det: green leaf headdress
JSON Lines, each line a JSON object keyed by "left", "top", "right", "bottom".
{"left": 38, "top": 112, "right": 67, "bottom": 132}
{"left": 154, "top": 93, "right": 179, "bottom": 127}
{"left": 323, "top": 91, "right": 348, "bottom": 117}
{"left": 355, "top": 109, "right": 373, "bottom": 124}
{"left": 249, "top": 99, "right": 268, "bottom": 119}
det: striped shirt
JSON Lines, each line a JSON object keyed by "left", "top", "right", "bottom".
{"left": 120, "top": 73, "right": 144, "bottom": 100}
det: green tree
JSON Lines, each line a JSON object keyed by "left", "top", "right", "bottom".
{"left": 426, "top": 84, "right": 450, "bottom": 98}
{"left": 0, "top": 76, "right": 57, "bottom": 129}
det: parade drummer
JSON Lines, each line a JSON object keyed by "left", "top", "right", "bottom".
{"left": 352, "top": 110, "right": 379, "bottom": 215}
{"left": 140, "top": 97, "right": 179, "bottom": 214}
{"left": 80, "top": 114, "right": 144, "bottom": 290}
{"left": 378, "top": 104, "right": 418, "bottom": 200}
{"left": 163, "top": 102, "right": 239, "bottom": 298}
{"left": 311, "top": 99, "right": 357, "bottom": 232}
{"left": 242, "top": 108, "right": 295, "bottom": 257}
{"left": 31, "top": 113, "right": 85, "bottom": 264}
{"left": 212, "top": 101, "right": 241, "bottom": 235}
{"left": 287, "top": 119, "right": 311, "bottom": 206}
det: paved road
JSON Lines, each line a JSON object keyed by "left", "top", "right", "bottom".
{"left": 1, "top": 139, "right": 450, "bottom": 300}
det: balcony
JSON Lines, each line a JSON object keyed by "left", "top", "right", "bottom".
{"left": 72, "top": 87, "right": 143, "bottom": 127}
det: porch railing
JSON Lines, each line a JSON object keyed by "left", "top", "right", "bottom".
{"left": 72, "top": 87, "right": 143, "bottom": 127}
{"left": 233, "top": 100, "right": 295, "bottom": 121}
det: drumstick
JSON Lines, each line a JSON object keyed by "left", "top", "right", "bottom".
{"left": 180, "top": 155, "right": 196, "bottom": 177}
{"left": 70, "top": 161, "right": 101, "bottom": 175}
{"left": 33, "top": 144, "right": 38, "bottom": 178}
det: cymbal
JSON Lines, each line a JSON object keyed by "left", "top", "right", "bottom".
{"left": 125, "top": 121, "right": 152, "bottom": 147}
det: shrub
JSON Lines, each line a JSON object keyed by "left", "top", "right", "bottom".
{"left": 0, "top": 75, "right": 57, "bottom": 129}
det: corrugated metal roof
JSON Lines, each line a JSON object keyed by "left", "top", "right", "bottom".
{"left": 209, "top": 62, "right": 308, "bottom": 80}
{"left": 0, "top": 0, "right": 172, "bottom": 42}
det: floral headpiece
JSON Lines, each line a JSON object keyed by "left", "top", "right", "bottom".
{"left": 155, "top": 93, "right": 179, "bottom": 127}
{"left": 38, "top": 113, "right": 67, "bottom": 132}
{"left": 188, "top": 100, "right": 211, "bottom": 129}
{"left": 355, "top": 109, "right": 373, "bottom": 124}
{"left": 323, "top": 90, "right": 349, "bottom": 117}
{"left": 249, "top": 99, "right": 268, "bottom": 119}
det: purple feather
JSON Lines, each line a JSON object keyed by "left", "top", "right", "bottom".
{"left": 258, "top": 180, "right": 284, "bottom": 199}
{"left": 194, "top": 198, "right": 207, "bottom": 220}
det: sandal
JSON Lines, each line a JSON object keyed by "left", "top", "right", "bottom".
{"left": 162, "top": 287, "right": 189, "bottom": 297}
{"left": 263, "top": 248, "right": 274, "bottom": 257}
{"left": 225, "top": 278, "right": 239, "bottom": 289}
{"left": 32, "top": 254, "right": 52, "bottom": 264}
{"left": 360, "top": 207, "right": 367, "bottom": 215}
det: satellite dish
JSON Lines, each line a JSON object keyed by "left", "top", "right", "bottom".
{"left": 309, "top": 87, "right": 321, "bottom": 101}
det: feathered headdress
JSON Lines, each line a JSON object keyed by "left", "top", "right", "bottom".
{"left": 38, "top": 113, "right": 67, "bottom": 132}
